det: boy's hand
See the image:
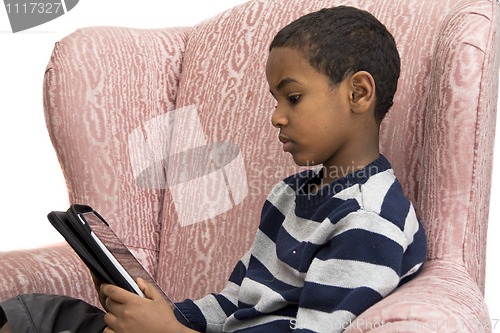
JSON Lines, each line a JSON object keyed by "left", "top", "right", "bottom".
{"left": 90, "top": 272, "right": 108, "bottom": 310}
{"left": 101, "top": 278, "right": 187, "bottom": 333}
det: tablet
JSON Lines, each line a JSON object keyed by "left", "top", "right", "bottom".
{"left": 47, "top": 204, "right": 190, "bottom": 325}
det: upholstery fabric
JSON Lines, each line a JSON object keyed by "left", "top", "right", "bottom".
{"left": 0, "top": 0, "right": 498, "bottom": 331}
{"left": 0, "top": 244, "right": 99, "bottom": 305}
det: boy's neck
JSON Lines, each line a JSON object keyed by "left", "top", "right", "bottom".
{"left": 305, "top": 151, "right": 380, "bottom": 194}
{"left": 320, "top": 142, "right": 381, "bottom": 186}
{"left": 312, "top": 107, "right": 382, "bottom": 188}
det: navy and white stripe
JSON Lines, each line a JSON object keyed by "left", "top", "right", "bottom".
{"left": 175, "top": 155, "right": 426, "bottom": 333}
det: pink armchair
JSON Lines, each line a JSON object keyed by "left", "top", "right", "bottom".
{"left": 1, "top": 0, "right": 498, "bottom": 331}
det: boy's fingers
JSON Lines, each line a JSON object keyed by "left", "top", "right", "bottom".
{"left": 101, "top": 284, "right": 133, "bottom": 304}
{"left": 137, "top": 278, "right": 161, "bottom": 301}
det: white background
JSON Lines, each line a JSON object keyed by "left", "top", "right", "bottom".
{"left": 0, "top": 0, "right": 498, "bottom": 327}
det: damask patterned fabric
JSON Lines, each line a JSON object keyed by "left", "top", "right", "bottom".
{"left": 0, "top": 0, "right": 498, "bottom": 331}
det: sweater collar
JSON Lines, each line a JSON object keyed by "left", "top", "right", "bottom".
{"left": 294, "top": 154, "right": 392, "bottom": 209}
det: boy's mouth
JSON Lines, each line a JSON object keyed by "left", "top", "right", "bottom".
{"left": 279, "top": 135, "right": 293, "bottom": 152}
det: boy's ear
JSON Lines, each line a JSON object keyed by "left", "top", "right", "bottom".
{"left": 349, "top": 71, "right": 376, "bottom": 114}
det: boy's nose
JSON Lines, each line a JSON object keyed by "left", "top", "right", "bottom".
{"left": 271, "top": 106, "right": 288, "bottom": 128}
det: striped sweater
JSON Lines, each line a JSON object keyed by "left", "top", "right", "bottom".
{"left": 175, "top": 155, "right": 427, "bottom": 333}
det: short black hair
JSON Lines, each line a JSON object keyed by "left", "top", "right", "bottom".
{"left": 269, "top": 6, "right": 400, "bottom": 123}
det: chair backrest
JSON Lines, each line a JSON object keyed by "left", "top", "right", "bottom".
{"left": 156, "top": 0, "right": 499, "bottom": 300}
{"left": 44, "top": 0, "right": 499, "bottom": 302}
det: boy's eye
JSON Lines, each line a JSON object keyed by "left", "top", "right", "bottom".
{"left": 288, "top": 94, "right": 301, "bottom": 104}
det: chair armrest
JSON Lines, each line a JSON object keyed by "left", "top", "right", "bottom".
{"left": 344, "top": 259, "right": 491, "bottom": 332}
{"left": 0, "top": 244, "right": 99, "bottom": 306}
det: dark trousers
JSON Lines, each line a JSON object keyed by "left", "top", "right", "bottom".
{"left": 1, "top": 294, "right": 106, "bottom": 333}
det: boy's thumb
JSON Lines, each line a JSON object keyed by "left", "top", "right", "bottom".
{"left": 136, "top": 277, "right": 161, "bottom": 301}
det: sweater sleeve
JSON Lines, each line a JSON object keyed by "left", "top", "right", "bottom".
{"left": 174, "top": 251, "right": 251, "bottom": 333}
{"left": 292, "top": 211, "right": 422, "bottom": 333}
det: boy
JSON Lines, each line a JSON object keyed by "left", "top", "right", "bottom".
{"left": 0, "top": 5, "right": 426, "bottom": 333}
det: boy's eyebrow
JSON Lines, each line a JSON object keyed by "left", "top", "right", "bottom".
{"left": 269, "top": 77, "right": 301, "bottom": 95}
{"left": 276, "top": 77, "right": 300, "bottom": 91}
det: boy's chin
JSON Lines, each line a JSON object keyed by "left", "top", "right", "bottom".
{"left": 291, "top": 155, "right": 320, "bottom": 168}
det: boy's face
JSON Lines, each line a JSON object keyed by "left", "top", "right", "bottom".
{"left": 266, "top": 47, "right": 358, "bottom": 170}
